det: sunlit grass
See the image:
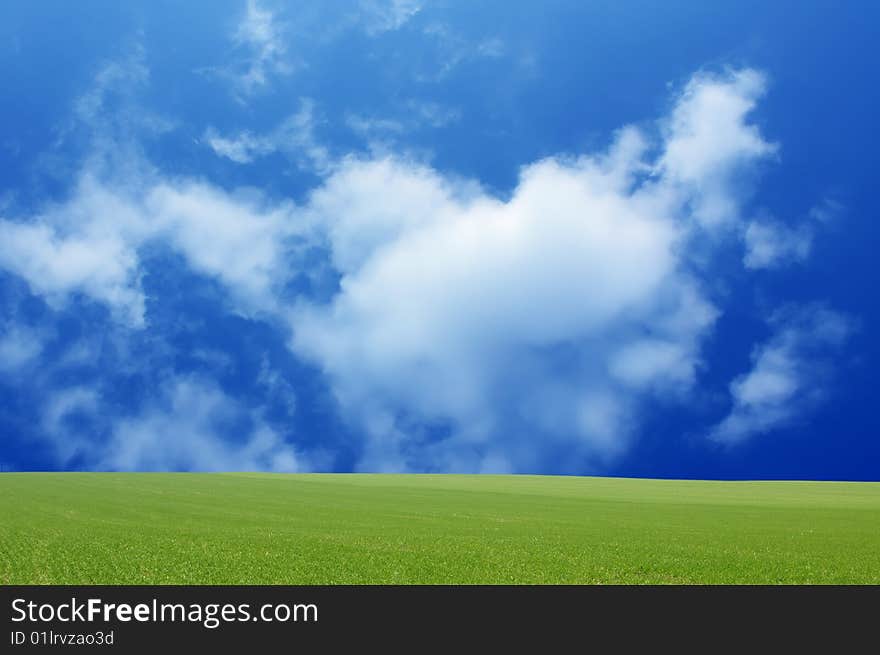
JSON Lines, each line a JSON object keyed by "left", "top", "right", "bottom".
{"left": 1, "top": 473, "right": 878, "bottom": 584}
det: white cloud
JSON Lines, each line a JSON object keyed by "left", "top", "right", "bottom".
{"left": 743, "top": 196, "right": 842, "bottom": 269}
{"left": 290, "top": 68, "right": 772, "bottom": 471}
{"left": 145, "top": 180, "right": 296, "bottom": 312}
{"left": 31, "top": 375, "right": 302, "bottom": 471}
{"left": 73, "top": 46, "right": 150, "bottom": 127}
{"left": 0, "top": 213, "right": 146, "bottom": 327}
{"left": 608, "top": 339, "right": 698, "bottom": 390}
{"left": 4, "top": 66, "right": 821, "bottom": 472}
{"left": 41, "top": 386, "right": 102, "bottom": 464}
{"left": 710, "top": 305, "right": 852, "bottom": 444}
{"left": 407, "top": 100, "right": 461, "bottom": 128}
{"left": 257, "top": 356, "right": 298, "bottom": 415}
{"left": 301, "top": 155, "right": 476, "bottom": 274}
{"left": 204, "top": 99, "right": 330, "bottom": 172}
{"left": 344, "top": 101, "right": 460, "bottom": 150}
{"left": 345, "top": 114, "right": 407, "bottom": 140}
{"left": 0, "top": 170, "right": 302, "bottom": 324}
{"left": 659, "top": 68, "right": 777, "bottom": 227}
{"left": 97, "top": 378, "right": 302, "bottom": 471}
{"left": 226, "top": 0, "right": 292, "bottom": 98}
{"left": 743, "top": 220, "right": 812, "bottom": 269}
{"left": 202, "top": 129, "right": 273, "bottom": 164}
{"left": 51, "top": 43, "right": 174, "bottom": 181}
{"left": 0, "top": 324, "right": 46, "bottom": 372}
{"left": 475, "top": 38, "right": 505, "bottom": 58}
{"left": 358, "top": 0, "right": 422, "bottom": 35}
{"left": 66, "top": 42, "right": 175, "bottom": 141}
{"left": 419, "top": 23, "right": 507, "bottom": 80}
{"left": 6, "top": 310, "right": 308, "bottom": 471}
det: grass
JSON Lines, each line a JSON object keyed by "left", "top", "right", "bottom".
{"left": 1, "top": 472, "right": 879, "bottom": 584}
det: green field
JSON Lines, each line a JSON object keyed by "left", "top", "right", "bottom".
{"left": 1, "top": 473, "right": 879, "bottom": 584}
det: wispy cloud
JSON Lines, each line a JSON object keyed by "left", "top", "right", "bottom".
{"left": 52, "top": 42, "right": 174, "bottom": 176}
{"left": 417, "top": 23, "right": 506, "bottom": 80}
{"left": 345, "top": 115, "right": 407, "bottom": 140}
{"left": 358, "top": 0, "right": 422, "bottom": 36}
{"left": 406, "top": 100, "right": 461, "bottom": 127}
{"left": 211, "top": 0, "right": 294, "bottom": 100}
{"left": 345, "top": 100, "right": 460, "bottom": 144}
{"left": 710, "top": 305, "right": 853, "bottom": 444}
{"left": 40, "top": 386, "right": 102, "bottom": 465}
{"left": 202, "top": 130, "right": 274, "bottom": 164}
{"left": 0, "top": 323, "right": 46, "bottom": 373}
{"left": 203, "top": 99, "right": 330, "bottom": 171}
{"left": 98, "top": 377, "right": 303, "bottom": 472}
{"left": 809, "top": 196, "right": 845, "bottom": 223}
{"left": 30, "top": 373, "right": 304, "bottom": 472}
{"left": 743, "top": 220, "right": 813, "bottom": 269}
{"left": 743, "top": 197, "right": 843, "bottom": 269}
{"left": 72, "top": 46, "right": 150, "bottom": 127}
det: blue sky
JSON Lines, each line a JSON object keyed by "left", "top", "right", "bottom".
{"left": 0, "top": 1, "right": 877, "bottom": 478}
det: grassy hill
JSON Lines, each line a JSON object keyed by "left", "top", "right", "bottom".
{"left": 1, "top": 473, "right": 878, "bottom": 584}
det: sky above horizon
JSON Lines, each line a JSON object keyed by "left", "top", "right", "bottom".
{"left": 0, "top": 1, "right": 877, "bottom": 479}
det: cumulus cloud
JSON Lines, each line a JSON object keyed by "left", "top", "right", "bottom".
{"left": 289, "top": 69, "right": 774, "bottom": 472}
{"left": 291, "top": 153, "right": 714, "bottom": 470}
{"left": 710, "top": 305, "right": 852, "bottom": 444}
{"left": 659, "top": 68, "right": 777, "bottom": 227}
{"left": 4, "top": 65, "right": 840, "bottom": 473}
